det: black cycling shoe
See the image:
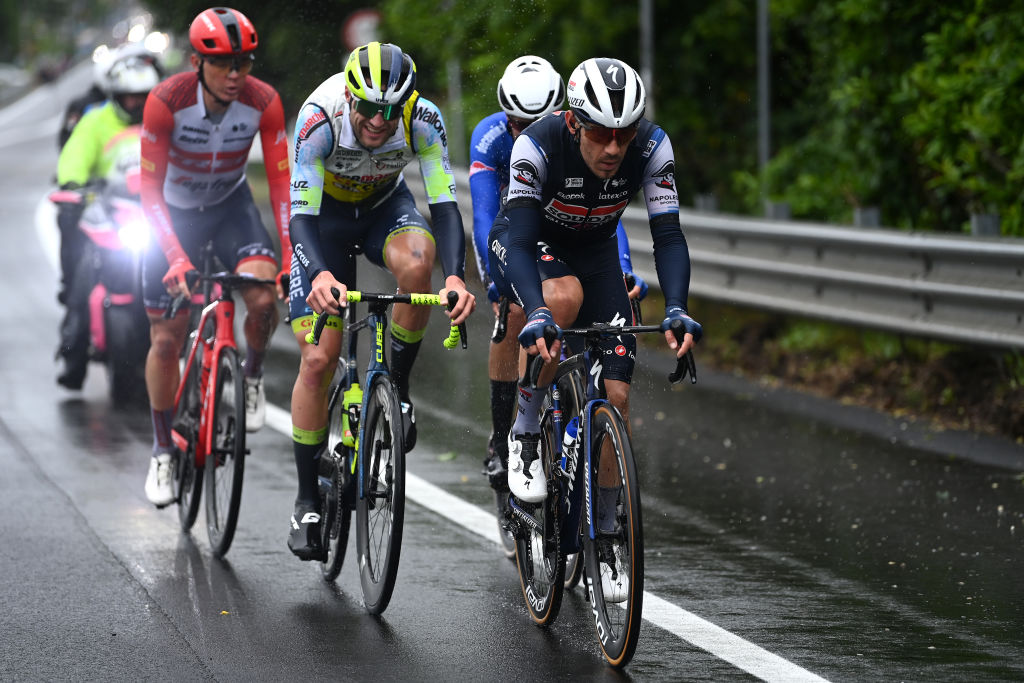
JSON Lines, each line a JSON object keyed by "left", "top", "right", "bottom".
{"left": 400, "top": 400, "right": 416, "bottom": 451}
{"left": 482, "top": 433, "right": 509, "bottom": 491}
{"left": 287, "top": 503, "right": 325, "bottom": 561}
{"left": 57, "top": 353, "right": 88, "bottom": 390}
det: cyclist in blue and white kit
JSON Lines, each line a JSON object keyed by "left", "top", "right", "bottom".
{"left": 489, "top": 57, "right": 702, "bottom": 504}
{"left": 470, "top": 56, "right": 647, "bottom": 492}
{"left": 286, "top": 42, "right": 475, "bottom": 559}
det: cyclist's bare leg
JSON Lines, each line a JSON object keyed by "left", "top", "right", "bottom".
{"left": 237, "top": 259, "right": 279, "bottom": 372}
{"left": 490, "top": 301, "right": 524, "bottom": 380}
{"left": 145, "top": 311, "right": 190, "bottom": 411}
{"left": 290, "top": 326, "right": 343, "bottom": 432}
{"left": 598, "top": 378, "right": 630, "bottom": 487}
{"left": 384, "top": 230, "right": 435, "bottom": 402}
{"left": 385, "top": 230, "right": 435, "bottom": 333}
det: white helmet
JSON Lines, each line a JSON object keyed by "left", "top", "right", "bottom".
{"left": 497, "top": 55, "right": 564, "bottom": 121}
{"left": 104, "top": 52, "right": 162, "bottom": 124}
{"left": 567, "top": 57, "right": 645, "bottom": 128}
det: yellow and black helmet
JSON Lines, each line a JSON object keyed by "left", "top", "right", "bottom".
{"left": 344, "top": 42, "right": 417, "bottom": 106}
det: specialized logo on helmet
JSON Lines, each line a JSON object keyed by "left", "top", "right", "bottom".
{"left": 605, "top": 64, "right": 622, "bottom": 85}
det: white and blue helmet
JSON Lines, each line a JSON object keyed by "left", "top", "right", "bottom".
{"left": 567, "top": 57, "right": 645, "bottom": 128}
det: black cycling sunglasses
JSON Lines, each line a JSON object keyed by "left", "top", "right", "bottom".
{"left": 351, "top": 97, "right": 403, "bottom": 121}
{"left": 205, "top": 53, "right": 255, "bottom": 74}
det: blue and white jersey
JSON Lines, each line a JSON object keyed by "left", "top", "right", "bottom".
{"left": 468, "top": 112, "right": 514, "bottom": 282}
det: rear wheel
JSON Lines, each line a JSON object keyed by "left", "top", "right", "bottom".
{"left": 204, "top": 347, "right": 246, "bottom": 557}
{"left": 174, "top": 329, "right": 205, "bottom": 531}
{"left": 512, "top": 410, "right": 564, "bottom": 626}
{"left": 581, "top": 403, "right": 644, "bottom": 668}
{"left": 356, "top": 376, "right": 405, "bottom": 614}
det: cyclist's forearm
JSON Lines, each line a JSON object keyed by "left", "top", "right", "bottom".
{"left": 651, "top": 215, "right": 690, "bottom": 309}
{"left": 427, "top": 200, "right": 466, "bottom": 280}
{"left": 289, "top": 213, "right": 328, "bottom": 282}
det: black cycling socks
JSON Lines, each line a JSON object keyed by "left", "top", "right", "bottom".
{"left": 390, "top": 329, "right": 423, "bottom": 401}
{"left": 490, "top": 379, "right": 518, "bottom": 448}
{"left": 292, "top": 436, "right": 324, "bottom": 508}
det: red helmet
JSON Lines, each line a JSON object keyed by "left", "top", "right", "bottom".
{"left": 189, "top": 7, "right": 258, "bottom": 56}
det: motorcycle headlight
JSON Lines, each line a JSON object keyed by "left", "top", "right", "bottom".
{"left": 117, "top": 221, "right": 150, "bottom": 252}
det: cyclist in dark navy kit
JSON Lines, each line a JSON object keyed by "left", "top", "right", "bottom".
{"left": 469, "top": 55, "right": 647, "bottom": 496}
{"left": 488, "top": 57, "right": 703, "bottom": 506}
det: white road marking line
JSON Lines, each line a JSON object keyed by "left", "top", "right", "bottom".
{"left": 264, "top": 403, "right": 828, "bottom": 682}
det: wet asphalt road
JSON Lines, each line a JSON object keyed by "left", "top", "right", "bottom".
{"left": 1, "top": 66, "right": 1022, "bottom": 681}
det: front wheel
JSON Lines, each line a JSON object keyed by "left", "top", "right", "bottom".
{"left": 321, "top": 382, "right": 354, "bottom": 581}
{"left": 356, "top": 376, "right": 406, "bottom": 614}
{"left": 204, "top": 346, "right": 246, "bottom": 557}
{"left": 581, "top": 403, "right": 644, "bottom": 668}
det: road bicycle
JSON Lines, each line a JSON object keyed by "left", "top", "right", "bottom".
{"left": 306, "top": 286, "right": 465, "bottom": 614}
{"left": 164, "top": 242, "right": 277, "bottom": 557}
{"left": 490, "top": 273, "right": 644, "bottom": 566}
{"left": 504, "top": 320, "right": 695, "bottom": 667}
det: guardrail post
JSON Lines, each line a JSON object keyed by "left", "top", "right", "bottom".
{"left": 853, "top": 206, "right": 880, "bottom": 227}
{"left": 970, "top": 212, "right": 1000, "bottom": 237}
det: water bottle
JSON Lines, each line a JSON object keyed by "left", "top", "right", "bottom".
{"left": 561, "top": 416, "right": 580, "bottom": 471}
{"left": 341, "top": 384, "right": 363, "bottom": 447}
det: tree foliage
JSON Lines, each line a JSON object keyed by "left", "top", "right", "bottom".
{"left": 125, "top": 0, "right": 1023, "bottom": 235}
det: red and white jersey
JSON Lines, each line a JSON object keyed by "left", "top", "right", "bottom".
{"left": 140, "top": 71, "right": 291, "bottom": 266}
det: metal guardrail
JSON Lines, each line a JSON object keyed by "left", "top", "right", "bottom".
{"left": 411, "top": 167, "right": 1024, "bottom": 351}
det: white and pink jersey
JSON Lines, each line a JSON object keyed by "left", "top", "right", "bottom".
{"left": 140, "top": 71, "right": 291, "bottom": 267}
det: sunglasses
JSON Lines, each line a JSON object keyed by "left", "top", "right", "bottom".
{"left": 352, "top": 97, "right": 403, "bottom": 121}
{"left": 205, "top": 53, "right": 255, "bottom": 74}
{"left": 579, "top": 122, "right": 638, "bottom": 146}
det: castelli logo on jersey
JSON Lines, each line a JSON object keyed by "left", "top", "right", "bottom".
{"left": 615, "top": 345, "right": 626, "bottom": 356}
{"left": 469, "top": 160, "right": 494, "bottom": 177}
{"left": 541, "top": 254, "right": 554, "bottom": 262}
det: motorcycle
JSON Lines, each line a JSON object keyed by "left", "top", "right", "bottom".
{"left": 50, "top": 125, "right": 150, "bottom": 407}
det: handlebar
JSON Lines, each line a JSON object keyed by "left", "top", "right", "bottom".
{"left": 305, "top": 286, "right": 468, "bottom": 351}
{"left": 163, "top": 270, "right": 276, "bottom": 319}
{"left": 529, "top": 320, "right": 697, "bottom": 386}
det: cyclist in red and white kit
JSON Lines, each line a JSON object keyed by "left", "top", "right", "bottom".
{"left": 139, "top": 7, "right": 291, "bottom": 507}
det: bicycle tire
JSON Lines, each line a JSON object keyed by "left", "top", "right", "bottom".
{"left": 174, "top": 328, "right": 205, "bottom": 531}
{"left": 204, "top": 346, "right": 246, "bottom": 557}
{"left": 581, "top": 403, "right": 644, "bottom": 668}
{"left": 356, "top": 375, "right": 406, "bottom": 614}
{"left": 513, "top": 410, "right": 564, "bottom": 626}
{"left": 320, "top": 383, "right": 354, "bottom": 581}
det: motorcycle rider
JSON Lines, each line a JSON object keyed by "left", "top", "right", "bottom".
{"left": 54, "top": 47, "right": 162, "bottom": 390}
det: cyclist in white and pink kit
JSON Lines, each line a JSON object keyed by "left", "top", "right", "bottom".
{"left": 139, "top": 7, "right": 291, "bottom": 507}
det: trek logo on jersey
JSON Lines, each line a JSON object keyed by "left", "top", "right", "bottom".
{"left": 413, "top": 106, "right": 447, "bottom": 147}
{"left": 512, "top": 159, "right": 540, "bottom": 188}
{"left": 565, "top": 177, "right": 583, "bottom": 188}
{"left": 469, "top": 160, "right": 494, "bottom": 177}
{"left": 652, "top": 161, "right": 675, "bottom": 190}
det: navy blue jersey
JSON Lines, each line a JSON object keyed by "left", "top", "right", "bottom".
{"left": 500, "top": 112, "right": 689, "bottom": 314}
{"left": 469, "top": 111, "right": 637, "bottom": 286}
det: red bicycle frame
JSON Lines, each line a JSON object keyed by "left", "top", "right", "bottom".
{"left": 171, "top": 292, "right": 238, "bottom": 468}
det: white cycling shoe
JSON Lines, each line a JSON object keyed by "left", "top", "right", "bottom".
{"left": 145, "top": 453, "right": 175, "bottom": 508}
{"left": 244, "top": 375, "right": 265, "bottom": 432}
{"left": 507, "top": 431, "right": 546, "bottom": 503}
{"left": 598, "top": 557, "right": 626, "bottom": 602}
